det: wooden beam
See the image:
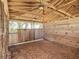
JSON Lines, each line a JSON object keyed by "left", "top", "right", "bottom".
{"left": 43, "top": 2, "right": 74, "bottom": 18}
{"left": 8, "top": 0, "right": 39, "bottom": 2}
{"left": 8, "top": 0, "right": 40, "bottom": 2}
{"left": 10, "top": 15, "right": 43, "bottom": 22}
{"left": 51, "top": 0, "right": 60, "bottom": 5}
{"left": 9, "top": 7, "right": 43, "bottom": 17}
{"left": 9, "top": 6, "right": 39, "bottom": 9}
{"left": 8, "top": 2, "right": 40, "bottom": 5}
{"left": 10, "top": 13, "right": 43, "bottom": 19}
{"left": 58, "top": 0, "right": 76, "bottom": 8}
{"left": 8, "top": 3, "right": 40, "bottom": 7}
{"left": 55, "top": 0, "right": 64, "bottom": 7}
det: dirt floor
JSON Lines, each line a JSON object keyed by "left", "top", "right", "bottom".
{"left": 9, "top": 40, "right": 79, "bottom": 59}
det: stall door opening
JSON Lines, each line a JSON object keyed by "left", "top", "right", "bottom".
{"left": 9, "top": 20, "right": 43, "bottom": 45}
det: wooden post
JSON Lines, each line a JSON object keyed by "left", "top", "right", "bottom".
{"left": 0, "top": 0, "right": 9, "bottom": 59}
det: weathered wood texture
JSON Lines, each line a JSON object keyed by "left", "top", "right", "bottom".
{"left": 0, "top": 0, "right": 8, "bottom": 59}
{"left": 9, "top": 40, "right": 78, "bottom": 59}
{"left": 44, "top": 17, "right": 79, "bottom": 48}
{"left": 8, "top": 0, "right": 79, "bottom": 22}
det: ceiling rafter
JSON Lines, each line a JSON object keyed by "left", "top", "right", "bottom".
{"left": 8, "top": 2, "right": 40, "bottom": 6}
{"left": 48, "top": 0, "right": 60, "bottom": 5}
{"left": 8, "top": 0, "right": 40, "bottom": 2}
{"left": 55, "top": 0, "right": 64, "bottom": 7}
{"left": 42, "top": 2, "right": 74, "bottom": 18}
{"left": 9, "top": 7, "right": 38, "bottom": 9}
{"left": 58, "top": 0, "right": 76, "bottom": 8}
{"left": 8, "top": 0, "right": 78, "bottom": 22}
{"left": 10, "top": 14, "right": 42, "bottom": 20}
{"left": 9, "top": 7, "right": 40, "bottom": 11}
{"left": 10, "top": 14, "right": 42, "bottom": 19}
{"left": 10, "top": 18, "right": 43, "bottom": 22}
{"left": 10, "top": 15, "right": 43, "bottom": 22}
{"left": 9, "top": 7, "right": 43, "bottom": 17}
{"left": 10, "top": 14, "right": 43, "bottom": 19}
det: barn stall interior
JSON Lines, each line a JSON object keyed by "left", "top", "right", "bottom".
{"left": 0, "top": 0, "right": 79, "bottom": 59}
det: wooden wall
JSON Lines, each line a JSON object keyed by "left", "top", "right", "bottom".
{"left": 44, "top": 17, "right": 79, "bottom": 48}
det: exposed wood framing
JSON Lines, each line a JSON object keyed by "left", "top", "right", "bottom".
{"left": 58, "top": 0, "right": 76, "bottom": 8}
{"left": 42, "top": 2, "right": 74, "bottom": 18}
{"left": 8, "top": 0, "right": 79, "bottom": 22}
